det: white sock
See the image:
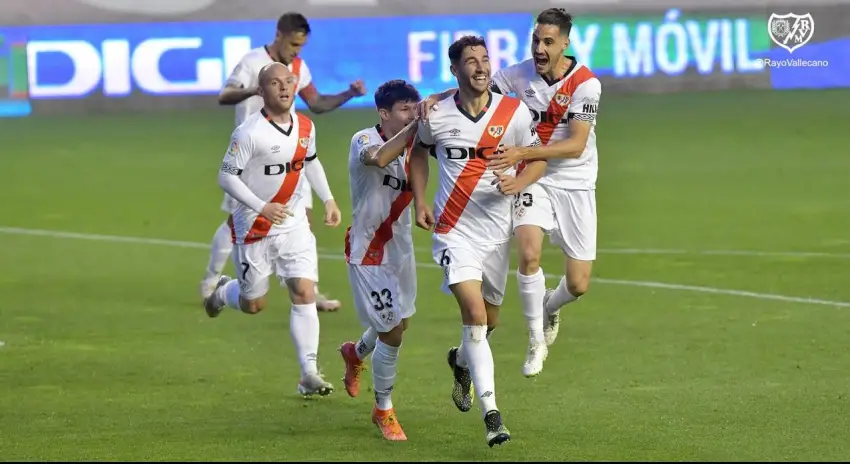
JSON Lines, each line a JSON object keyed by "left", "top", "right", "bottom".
{"left": 216, "top": 279, "right": 241, "bottom": 310}
{"left": 356, "top": 327, "right": 378, "bottom": 361}
{"left": 546, "top": 276, "right": 579, "bottom": 314}
{"left": 204, "top": 222, "right": 233, "bottom": 281}
{"left": 517, "top": 268, "right": 546, "bottom": 344}
{"left": 462, "top": 325, "right": 498, "bottom": 417}
{"left": 371, "top": 339, "right": 400, "bottom": 410}
{"left": 313, "top": 282, "right": 321, "bottom": 296}
{"left": 290, "top": 303, "right": 320, "bottom": 377}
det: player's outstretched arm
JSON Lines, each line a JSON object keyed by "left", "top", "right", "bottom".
{"left": 218, "top": 84, "right": 258, "bottom": 105}
{"left": 298, "top": 81, "right": 366, "bottom": 114}
{"left": 362, "top": 120, "right": 419, "bottom": 168}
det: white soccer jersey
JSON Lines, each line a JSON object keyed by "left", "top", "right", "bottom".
{"left": 418, "top": 92, "right": 541, "bottom": 245}
{"left": 225, "top": 46, "right": 314, "bottom": 127}
{"left": 345, "top": 125, "right": 415, "bottom": 266}
{"left": 221, "top": 110, "right": 317, "bottom": 244}
{"left": 490, "top": 58, "right": 601, "bottom": 190}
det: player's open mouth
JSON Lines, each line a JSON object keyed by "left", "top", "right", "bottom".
{"left": 534, "top": 55, "right": 549, "bottom": 67}
{"left": 473, "top": 75, "right": 488, "bottom": 84}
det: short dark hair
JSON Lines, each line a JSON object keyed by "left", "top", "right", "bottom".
{"left": 374, "top": 80, "right": 421, "bottom": 110}
{"left": 277, "top": 12, "right": 311, "bottom": 35}
{"left": 448, "top": 35, "right": 487, "bottom": 64}
{"left": 536, "top": 8, "right": 573, "bottom": 36}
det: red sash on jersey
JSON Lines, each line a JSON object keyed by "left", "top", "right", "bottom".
{"left": 244, "top": 113, "right": 313, "bottom": 244}
{"left": 535, "top": 66, "right": 594, "bottom": 145}
{"left": 349, "top": 135, "right": 416, "bottom": 266}
{"left": 435, "top": 97, "right": 520, "bottom": 235}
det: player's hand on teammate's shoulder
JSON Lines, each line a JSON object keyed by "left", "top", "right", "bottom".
{"left": 487, "top": 145, "right": 524, "bottom": 172}
{"left": 416, "top": 94, "right": 441, "bottom": 120}
{"left": 261, "top": 202, "right": 291, "bottom": 225}
{"left": 414, "top": 201, "right": 435, "bottom": 231}
{"left": 349, "top": 80, "right": 367, "bottom": 97}
{"left": 323, "top": 199, "right": 342, "bottom": 227}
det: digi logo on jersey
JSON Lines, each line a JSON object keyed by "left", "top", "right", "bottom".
{"left": 530, "top": 109, "right": 569, "bottom": 125}
{"left": 264, "top": 160, "right": 304, "bottom": 175}
{"left": 444, "top": 146, "right": 500, "bottom": 160}
{"left": 382, "top": 174, "right": 411, "bottom": 192}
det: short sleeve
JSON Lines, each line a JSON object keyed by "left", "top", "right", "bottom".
{"left": 417, "top": 120, "right": 435, "bottom": 147}
{"left": 513, "top": 102, "right": 541, "bottom": 148}
{"left": 489, "top": 67, "right": 514, "bottom": 95}
{"left": 568, "top": 78, "right": 601, "bottom": 124}
{"left": 306, "top": 123, "right": 318, "bottom": 161}
{"left": 351, "top": 131, "right": 383, "bottom": 165}
{"left": 225, "top": 57, "right": 254, "bottom": 89}
{"left": 221, "top": 128, "right": 254, "bottom": 174}
{"left": 297, "top": 59, "right": 313, "bottom": 91}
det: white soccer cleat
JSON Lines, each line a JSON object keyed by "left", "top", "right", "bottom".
{"left": 297, "top": 373, "right": 335, "bottom": 398}
{"left": 542, "top": 289, "right": 561, "bottom": 346}
{"left": 316, "top": 293, "right": 342, "bottom": 312}
{"left": 522, "top": 341, "right": 548, "bottom": 378}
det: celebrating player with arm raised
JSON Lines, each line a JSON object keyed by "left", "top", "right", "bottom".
{"left": 339, "top": 80, "right": 422, "bottom": 442}
{"left": 201, "top": 12, "right": 366, "bottom": 312}
{"left": 420, "top": 9, "right": 601, "bottom": 378}
{"left": 409, "top": 36, "right": 545, "bottom": 448}
{"left": 206, "top": 62, "right": 342, "bottom": 397}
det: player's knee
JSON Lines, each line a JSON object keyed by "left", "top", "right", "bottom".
{"left": 240, "top": 298, "right": 265, "bottom": 314}
{"left": 287, "top": 279, "right": 316, "bottom": 304}
{"left": 518, "top": 252, "right": 540, "bottom": 274}
{"left": 567, "top": 275, "right": 590, "bottom": 297}
{"left": 378, "top": 325, "right": 404, "bottom": 347}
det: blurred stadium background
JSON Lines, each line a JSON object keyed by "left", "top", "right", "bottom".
{"left": 1, "top": 0, "right": 849, "bottom": 460}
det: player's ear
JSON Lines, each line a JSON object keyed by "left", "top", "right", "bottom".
{"left": 563, "top": 36, "right": 570, "bottom": 53}
{"left": 449, "top": 63, "right": 457, "bottom": 78}
{"left": 377, "top": 107, "right": 390, "bottom": 121}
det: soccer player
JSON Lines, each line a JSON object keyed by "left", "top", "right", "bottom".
{"left": 201, "top": 11, "right": 366, "bottom": 312}
{"left": 338, "top": 80, "right": 422, "bottom": 442}
{"left": 205, "top": 62, "right": 342, "bottom": 397}
{"left": 410, "top": 36, "right": 546, "bottom": 447}
{"left": 420, "top": 9, "right": 602, "bottom": 378}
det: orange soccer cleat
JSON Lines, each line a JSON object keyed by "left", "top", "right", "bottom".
{"left": 339, "top": 341, "right": 366, "bottom": 397}
{"left": 371, "top": 406, "right": 407, "bottom": 441}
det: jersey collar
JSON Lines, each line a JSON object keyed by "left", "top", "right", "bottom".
{"left": 261, "top": 108, "right": 293, "bottom": 136}
{"left": 540, "top": 55, "right": 578, "bottom": 86}
{"left": 454, "top": 90, "right": 493, "bottom": 123}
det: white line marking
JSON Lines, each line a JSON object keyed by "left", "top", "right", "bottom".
{"left": 2, "top": 226, "right": 849, "bottom": 308}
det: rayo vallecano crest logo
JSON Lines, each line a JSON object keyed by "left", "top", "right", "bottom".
{"left": 487, "top": 125, "right": 504, "bottom": 137}
{"left": 554, "top": 93, "right": 570, "bottom": 106}
{"left": 299, "top": 137, "right": 310, "bottom": 148}
{"left": 768, "top": 13, "right": 815, "bottom": 53}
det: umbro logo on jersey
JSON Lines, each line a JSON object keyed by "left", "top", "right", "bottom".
{"left": 554, "top": 93, "right": 570, "bottom": 106}
{"left": 299, "top": 137, "right": 310, "bottom": 148}
{"left": 524, "top": 88, "right": 536, "bottom": 98}
{"left": 271, "top": 145, "right": 281, "bottom": 153}
{"left": 487, "top": 125, "right": 505, "bottom": 137}
{"left": 448, "top": 128, "right": 461, "bottom": 137}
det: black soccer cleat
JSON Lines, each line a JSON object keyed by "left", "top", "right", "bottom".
{"left": 447, "top": 347, "right": 474, "bottom": 412}
{"left": 484, "top": 410, "right": 511, "bottom": 447}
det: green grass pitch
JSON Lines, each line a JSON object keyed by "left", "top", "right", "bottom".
{"left": 1, "top": 89, "right": 849, "bottom": 461}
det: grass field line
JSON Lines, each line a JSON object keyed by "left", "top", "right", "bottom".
{"left": 2, "top": 226, "right": 849, "bottom": 309}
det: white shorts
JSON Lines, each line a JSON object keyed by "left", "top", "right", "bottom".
{"left": 512, "top": 184, "right": 597, "bottom": 261}
{"left": 222, "top": 181, "right": 312, "bottom": 213}
{"left": 432, "top": 235, "right": 511, "bottom": 307}
{"left": 231, "top": 226, "right": 319, "bottom": 300}
{"left": 348, "top": 258, "right": 417, "bottom": 333}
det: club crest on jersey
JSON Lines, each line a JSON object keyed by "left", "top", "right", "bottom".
{"left": 299, "top": 137, "right": 310, "bottom": 148}
{"left": 554, "top": 93, "right": 570, "bottom": 106}
{"left": 487, "top": 125, "right": 505, "bottom": 137}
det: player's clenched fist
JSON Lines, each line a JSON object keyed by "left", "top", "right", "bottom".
{"left": 415, "top": 202, "right": 435, "bottom": 231}
{"left": 261, "top": 202, "right": 291, "bottom": 224}
{"left": 323, "top": 199, "right": 342, "bottom": 227}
